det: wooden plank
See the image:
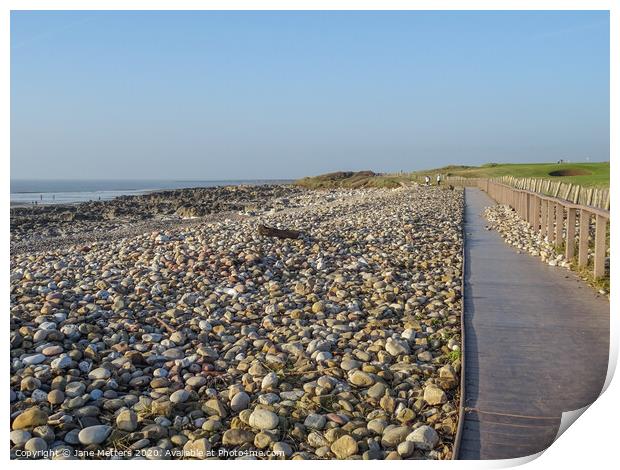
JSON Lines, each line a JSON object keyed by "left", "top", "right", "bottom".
{"left": 525, "top": 193, "right": 530, "bottom": 223}
{"left": 578, "top": 210, "right": 590, "bottom": 268}
{"left": 565, "top": 208, "right": 576, "bottom": 261}
{"left": 554, "top": 204, "right": 563, "bottom": 248}
{"left": 547, "top": 202, "right": 555, "bottom": 244}
{"left": 532, "top": 195, "right": 541, "bottom": 232}
{"left": 540, "top": 200, "right": 548, "bottom": 238}
{"left": 573, "top": 185, "right": 581, "bottom": 204}
{"left": 604, "top": 190, "right": 610, "bottom": 211}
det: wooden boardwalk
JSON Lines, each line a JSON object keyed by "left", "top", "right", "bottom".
{"left": 457, "top": 188, "right": 609, "bottom": 460}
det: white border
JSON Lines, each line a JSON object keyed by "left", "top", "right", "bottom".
{"left": 3, "top": 2, "right": 616, "bottom": 469}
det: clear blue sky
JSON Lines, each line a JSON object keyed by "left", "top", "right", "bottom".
{"left": 11, "top": 10, "right": 610, "bottom": 180}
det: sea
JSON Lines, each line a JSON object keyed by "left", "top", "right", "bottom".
{"left": 10, "top": 179, "right": 293, "bottom": 206}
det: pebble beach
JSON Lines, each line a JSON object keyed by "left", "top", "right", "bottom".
{"left": 10, "top": 184, "right": 464, "bottom": 460}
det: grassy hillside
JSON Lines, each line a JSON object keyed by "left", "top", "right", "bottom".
{"left": 295, "top": 171, "right": 401, "bottom": 189}
{"left": 296, "top": 162, "right": 609, "bottom": 190}
{"left": 411, "top": 162, "right": 609, "bottom": 187}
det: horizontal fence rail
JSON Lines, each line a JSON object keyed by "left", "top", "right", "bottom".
{"left": 497, "top": 176, "right": 609, "bottom": 211}
{"left": 478, "top": 179, "right": 610, "bottom": 280}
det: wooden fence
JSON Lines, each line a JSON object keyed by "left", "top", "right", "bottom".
{"left": 496, "top": 176, "right": 610, "bottom": 210}
{"left": 479, "top": 179, "right": 610, "bottom": 279}
{"left": 412, "top": 174, "right": 610, "bottom": 210}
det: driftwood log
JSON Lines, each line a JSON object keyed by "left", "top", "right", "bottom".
{"left": 258, "top": 224, "right": 301, "bottom": 239}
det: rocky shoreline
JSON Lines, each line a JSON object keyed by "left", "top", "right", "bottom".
{"left": 10, "top": 185, "right": 304, "bottom": 252}
{"left": 10, "top": 184, "right": 464, "bottom": 460}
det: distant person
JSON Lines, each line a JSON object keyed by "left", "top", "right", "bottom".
{"left": 52, "top": 194, "right": 55, "bottom": 201}
{"left": 436, "top": 174, "right": 441, "bottom": 186}
{"left": 424, "top": 175, "right": 430, "bottom": 186}
{"left": 40, "top": 194, "right": 43, "bottom": 201}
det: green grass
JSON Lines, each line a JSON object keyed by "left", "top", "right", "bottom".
{"left": 295, "top": 162, "right": 609, "bottom": 190}
{"left": 447, "top": 349, "right": 461, "bottom": 362}
{"left": 409, "top": 162, "right": 609, "bottom": 188}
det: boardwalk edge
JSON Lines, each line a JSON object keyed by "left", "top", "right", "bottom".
{"left": 452, "top": 188, "right": 467, "bottom": 460}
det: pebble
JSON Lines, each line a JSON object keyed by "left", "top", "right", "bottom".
{"left": 230, "top": 392, "right": 251, "bottom": 412}
{"left": 12, "top": 407, "right": 48, "bottom": 430}
{"left": 249, "top": 409, "right": 279, "bottom": 430}
{"left": 273, "top": 441, "right": 293, "bottom": 458}
{"left": 186, "top": 376, "right": 207, "bottom": 388}
{"left": 22, "top": 354, "right": 46, "bottom": 366}
{"left": 222, "top": 429, "right": 255, "bottom": 446}
{"left": 385, "top": 337, "right": 410, "bottom": 356}
{"left": 24, "top": 437, "right": 48, "bottom": 453}
{"left": 78, "top": 425, "right": 112, "bottom": 445}
{"left": 304, "top": 413, "right": 327, "bottom": 430}
{"left": 406, "top": 425, "right": 440, "bottom": 450}
{"left": 381, "top": 426, "right": 411, "bottom": 448}
{"left": 330, "top": 435, "right": 358, "bottom": 459}
{"left": 350, "top": 370, "right": 375, "bottom": 387}
{"left": 10, "top": 430, "right": 31, "bottom": 446}
{"left": 116, "top": 409, "right": 138, "bottom": 432}
{"left": 261, "top": 372, "right": 279, "bottom": 391}
{"left": 88, "top": 368, "right": 111, "bottom": 380}
{"left": 47, "top": 390, "right": 65, "bottom": 405}
{"left": 169, "top": 389, "right": 190, "bottom": 404}
{"left": 423, "top": 385, "right": 447, "bottom": 405}
{"left": 9, "top": 185, "right": 463, "bottom": 460}
{"left": 398, "top": 441, "right": 416, "bottom": 458}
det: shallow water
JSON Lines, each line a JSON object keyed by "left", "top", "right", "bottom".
{"left": 10, "top": 179, "right": 292, "bottom": 205}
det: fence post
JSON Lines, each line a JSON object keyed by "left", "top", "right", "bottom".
{"left": 540, "top": 200, "right": 548, "bottom": 238}
{"left": 594, "top": 215, "right": 608, "bottom": 279}
{"left": 554, "top": 204, "right": 563, "bottom": 248}
{"left": 578, "top": 210, "right": 590, "bottom": 268}
{"left": 547, "top": 202, "right": 555, "bottom": 244}
{"left": 565, "top": 208, "right": 576, "bottom": 261}
{"left": 525, "top": 193, "right": 530, "bottom": 224}
{"left": 532, "top": 195, "right": 541, "bottom": 232}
